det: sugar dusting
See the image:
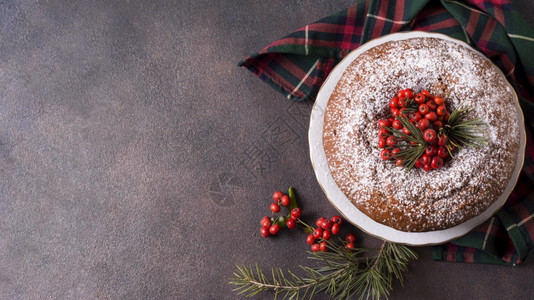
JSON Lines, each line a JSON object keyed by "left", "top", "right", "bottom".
{"left": 323, "top": 38, "right": 520, "bottom": 231}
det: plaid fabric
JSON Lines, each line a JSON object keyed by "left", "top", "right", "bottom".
{"left": 239, "top": 0, "right": 534, "bottom": 265}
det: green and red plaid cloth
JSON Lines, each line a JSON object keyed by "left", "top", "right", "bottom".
{"left": 239, "top": 0, "right": 534, "bottom": 265}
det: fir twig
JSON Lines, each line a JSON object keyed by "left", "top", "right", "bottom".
{"left": 229, "top": 241, "right": 418, "bottom": 300}
{"left": 384, "top": 115, "right": 426, "bottom": 171}
{"left": 442, "top": 104, "right": 488, "bottom": 154}
{"left": 395, "top": 116, "right": 426, "bottom": 171}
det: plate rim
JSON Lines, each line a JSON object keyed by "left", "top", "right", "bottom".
{"left": 308, "top": 31, "right": 526, "bottom": 246}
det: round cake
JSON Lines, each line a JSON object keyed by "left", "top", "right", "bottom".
{"left": 322, "top": 37, "right": 521, "bottom": 232}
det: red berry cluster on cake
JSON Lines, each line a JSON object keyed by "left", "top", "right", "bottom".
{"left": 375, "top": 86, "right": 485, "bottom": 174}
{"left": 378, "top": 88, "right": 455, "bottom": 171}
{"left": 322, "top": 37, "right": 521, "bottom": 232}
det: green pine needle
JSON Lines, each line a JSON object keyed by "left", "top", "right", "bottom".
{"left": 384, "top": 115, "right": 426, "bottom": 171}
{"left": 229, "top": 241, "right": 418, "bottom": 300}
{"left": 442, "top": 104, "right": 488, "bottom": 153}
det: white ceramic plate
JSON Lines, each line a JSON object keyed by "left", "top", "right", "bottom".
{"left": 308, "top": 31, "right": 526, "bottom": 246}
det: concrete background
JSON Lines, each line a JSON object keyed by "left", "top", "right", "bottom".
{"left": 0, "top": 0, "right": 533, "bottom": 299}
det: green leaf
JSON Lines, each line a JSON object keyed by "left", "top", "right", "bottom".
{"left": 288, "top": 187, "right": 299, "bottom": 210}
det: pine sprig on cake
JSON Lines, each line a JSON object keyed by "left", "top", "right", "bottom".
{"left": 377, "top": 88, "right": 488, "bottom": 171}
{"left": 387, "top": 115, "right": 427, "bottom": 171}
{"left": 442, "top": 104, "right": 488, "bottom": 155}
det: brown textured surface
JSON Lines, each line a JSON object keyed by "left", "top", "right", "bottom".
{"left": 323, "top": 37, "right": 519, "bottom": 231}
{"left": 0, "top": 0, "right": 532, "bottom": 299}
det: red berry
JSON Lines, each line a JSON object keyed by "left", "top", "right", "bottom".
{"left": 316, "top": 217, "right": 326, "bottom": 228}
{"left": 291, "top": 207, "right": 301, "bottom": 219}
{"left": 433, "top": 121, "right": 443, "bottom": 130}
{"left": 306, "top": 234, "right": 315, "bottom": 245}
{"left": 261, "top": 216, "right": 271, "bottom": 228}
{"left": 313, "top": 228, "right": 324, "bottom": 239}
{"left": 320, "top": 241, "right": 328, "bottom": 252}
{"left": 280, "top": 195, "right": 290, "bottom": 207}
{"left": 414, "top": 93, "right": 425, "bottom": 104}
{"left": 436, "top": 105, "right": 447, "bottom": 116}
{"left": 434, "top": 96, "right": 445, "bottom": 105}
{"left": 311, "top": 243, "right": 320, "bottom": 252}
{"left": 322, "top": 230, "right": 331, "bottom": 240}
{"left": 399, "top": 107, "right": 408, "bottom": 117}
{"left": 386, "top": 136, "right": 398, "bottom": 147}
{"left": 391, "top": 108, "right": 400, "bottom": 117}
{"left": 378, "top": 138, "right": 386, "bottom": 148}
{"left": 411, "top": 111, "right": 423, "bottom": 121}
{"left": 286, "top": 219, "right": 296, "bottom": 229}
{"left": 425, "top": 145, "right": 437, "bottom": 156}
{"left": 269, "top": 224, "right": 281, "bottom": 235}
{"left": 272, "top": 191, "right": 283, "bottom": 201}
{"left": 422, "top": 90, "right": 432, "bottom": 97}
{"left": 431, "top": 156, "right": 444, "bottom": 169}
{"left": 331, "top": 216, "right": 342, "bottom": 225}
{"left": 392, "top": 119, "right": 403, "bottom": 130}
{"left": 423, "top": 164, "right": 432, "bottom": 171}
{"left": 345, "top": 233, "right": 356, "bottom": 243}
{"left": 391, "top": 148, "right": 401, "bottom": 159}
{"left": 420, "top": 154, "right": 431, "bottom": 166}
{"left": 417, "top": 118, "right": 430, "bottom": 131}
{"left": 419, "top": 103, "right": 429, "bottom": 114}
{"left": 378, "top": 128, "right": 389, "bottom": 139}
{"left": 380, "top": 149, "right": 392, "bottom": 160}
{"left": 389, "top": 98, "right": 399, "bottom": 109}
{"left": 331, "top": 223, "right": 340, "bottom": 235}
{"left": 397, "top": 97, "right": 407, "bottom": 108}
{"left": 414, "top": 158, "right": 423, "bottom": 168}
{"left": 438, "top": 135, "right": 448, "bottom": 147}
{"left": 402, "top": 127, "right": 411, "bottom": 135}
{"left": 404, "top": 89, "right": 414, "bottom": 99}
{"left": 396, "top": 159, "right": 404, "bottom": 167}
{"left": 321, "top": 219, "right": 333, "bottom": 230}
{"left": 437, "top": 147, "right": 449, "bottom": 159}
{"left": 425, "top": 111, "right": 438, "bottom": 122}
{"left": 423, "top": 129, "right": 437, "bottom": 143}
{"left": 378, "top": 119, "right": 392, "bottom": 128}
{"left": 345, "top": 242, "right": 355, "bottom": 249}
{"left": 260, "top": 227, "right": 270, "bottom": 237}
{"left": 397, "top": 90, "right": 404, "bottom": 98}
{"left": 270, "top": 203, "right": 280, "bottom": 213}
{"left": 426, "top": 100, "right": 437, "bottom": 111}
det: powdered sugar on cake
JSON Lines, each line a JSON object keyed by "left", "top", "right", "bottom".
{"left": 322, "top": 38, "right": 520, "bottom": 231}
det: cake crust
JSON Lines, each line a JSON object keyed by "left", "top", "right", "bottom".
{"left": 323, "top": 37, "right": 520, "bottom": 232}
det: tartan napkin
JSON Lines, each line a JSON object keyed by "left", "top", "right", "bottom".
{"left": 239, "top": 0, "right": 534, "bottom": 265}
